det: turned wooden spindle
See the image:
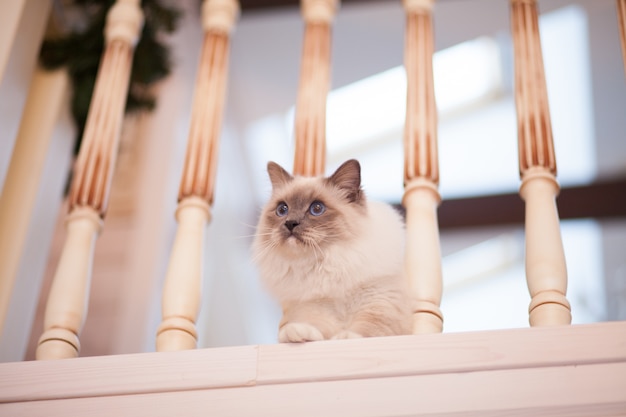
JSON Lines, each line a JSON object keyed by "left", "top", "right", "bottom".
{"left": 511, "top": 0, "right": 571, "bottom": 326}
{"left": 36, "top": 0, "right": 143, "bottom": 360}
{"left": 292, "top": 0, "right": 338, "bottom": 177}
{"left": 156, "top": 0, "right": 239, "bottom": 352}
{"left": 618, "top": 0, "right": 626, "bottom": 75}
{"left": 402, "top": 0, "right": 443, "bottom": 334}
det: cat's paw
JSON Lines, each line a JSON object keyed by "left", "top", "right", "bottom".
{"left": 279, "top": 322, "right": 324, "bottom": 343}
{"left": 331, "top": 330, "right": 364, "bottom": 340}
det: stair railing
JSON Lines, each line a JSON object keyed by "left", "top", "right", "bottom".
{"left": 156, "top": 0, "right": 240, "bottom": 352}
{"left": 402, "top": 0, "right": 444, "bottom": 334}
{"left": 510, "top": 0, "right": 571, "bottom": 326}
{"left": 35, "top": 0, "right": 144, "bottom": 360}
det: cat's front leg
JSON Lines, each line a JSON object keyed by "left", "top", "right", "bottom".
{"left": 279, "top": 299, "right": 341, "bottom": 342}
{"left": 279, "top": 322, "right": 324, "bottom": 343}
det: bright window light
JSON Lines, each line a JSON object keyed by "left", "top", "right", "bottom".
{"left": 433, "top": 37, "right": 502, "bottom": 113}
{"left": 269, "top": 5, "right": 594, "bottom": 201}
{"left": 325, "top": 66, "right": 406, "bottom": 156}
{"left": 322, "top": 37, "right": 502, "bottom": 157}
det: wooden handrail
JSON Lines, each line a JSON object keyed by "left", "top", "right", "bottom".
{"left": 2, "top": 322, "right": 625, "bottom": 415}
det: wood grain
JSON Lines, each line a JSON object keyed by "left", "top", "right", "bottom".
{"left": 511, "top": 0, "right": 556, "bottom": 176}
{"left": 617, "top": 0, "right": 626, "bottom": 76}
{"left": 177, "top": 32, "right": 230, "bottom": 205}
{"left": 68, "top": 41, "right": 134, "bottom": 216}
{"left": 292, "top": 22, "right": 332, "bottom": 177}
{"left": 403, "top": 4, "right": 438, "bottom": 184}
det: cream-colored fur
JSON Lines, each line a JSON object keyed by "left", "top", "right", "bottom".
{"left": 253, "top": 160, "right": 412, "bottom": 342}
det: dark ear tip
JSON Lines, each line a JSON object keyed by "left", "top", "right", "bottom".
{"left": 345, "top": 159, "right": 360, "bottom": 170}
{"left": 267, "top": 161, "right": 293, "bottom": 188}
{"left": 333, "top": 159, "right": 361, "bottom": 178}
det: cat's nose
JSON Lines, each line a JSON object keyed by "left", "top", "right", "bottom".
{"left": 284, "top": 220, "right": 300, "bottom": 232}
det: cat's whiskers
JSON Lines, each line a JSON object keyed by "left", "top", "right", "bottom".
{"left": 231, "top": 231, "right": 273, "bottom": 240}
{"left": 251, "top": 238, "right": 279, "bottom": 263}
{"left": 299, "top": 232, "right": 326, "bottom": 269}
{"left": 311, "top": 241, "right": 325, "bottom": 272}
{"left": 252, "top": 244, "right": 276, "bottom": 264}
{"left": 252, "top": 226, "right": 273, "bottom": 237}
{"left": 239, "top": 227, "right": 274, "bottom": 241}
{"left": 238, "top": 220, "right": 261, "bottom": 230}
{"left": 304, "top": 237, "right": 320, "bottom": 265}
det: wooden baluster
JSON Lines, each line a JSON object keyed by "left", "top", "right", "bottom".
{"left": 156, "top": 0, "right": 239, "bottom": 352}
{"left": 0, "top": 1, "right": 26, "bottom": 84}
{"left": 618, "top": 0, "right": 626, "bottom": 74}
{"left": 35, "top": 0, "right": 143, "bottom": 360}
{"left": 402, "top": 0, "right": 443, "bottom": 334}
{"left": 0, "top": 67, "right": 68, "bottom": 326}
{"left": 511, "top": 0, "right": 571, "bottom": 326}
{"left": 292, "top": 0, "right": 338, "bottom": 177}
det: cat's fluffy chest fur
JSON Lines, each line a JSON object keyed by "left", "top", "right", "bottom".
{"left": 253, "top": 159, "right": 413, "bottom": 342}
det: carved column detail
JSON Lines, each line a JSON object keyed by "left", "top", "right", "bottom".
{"left": 511, "top": 0, "right": 571, "bottom": 326}
{"left": 618, "top": 0, "right": 626, "bottom": 75}
{"left": 36, "top": 0, "right": 143, "bottom": 360}
{"left": 402, "top": 0, "right": 443, "bottom": 334}
{"left": 156, "top": 0, "right": 239, "bottom": 352}
{"left": 292, "top": 0, "right": 338, "bottom": 177}
{"left": 177, "top": 0, "right": 238, "bottom": 204}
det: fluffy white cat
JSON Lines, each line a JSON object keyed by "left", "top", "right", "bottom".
{"left": 253, "top": 159, "right": 412, "bottom": 342}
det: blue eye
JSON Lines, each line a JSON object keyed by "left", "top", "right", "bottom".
{"left": 276, "top": 202, "right": 288, "bottom": 217}
{"left": 309, "top": 201, "right": 326, "bottom": 216}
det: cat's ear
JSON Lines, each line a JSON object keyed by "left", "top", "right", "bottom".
{"left": 328, "top": 159, "right": 363, "bottom": 203}
{"left": 267, "top": 161, "right": 293, "bottom": 189}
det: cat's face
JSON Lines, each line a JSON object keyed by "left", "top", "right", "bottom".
{"left": 256, "top": 160, "right": 366, "bottom": 256}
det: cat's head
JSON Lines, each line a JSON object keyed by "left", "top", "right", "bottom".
{"left": 255, "top": 159, "right": 366, "bottom": 255}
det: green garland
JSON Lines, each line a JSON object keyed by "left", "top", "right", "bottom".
{"left": 39, "top": 0, "right": 182, "bottom": 155}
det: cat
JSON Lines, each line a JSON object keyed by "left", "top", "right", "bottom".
{"left": 252, "top": 159, "right": 413, "bottom": 343}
